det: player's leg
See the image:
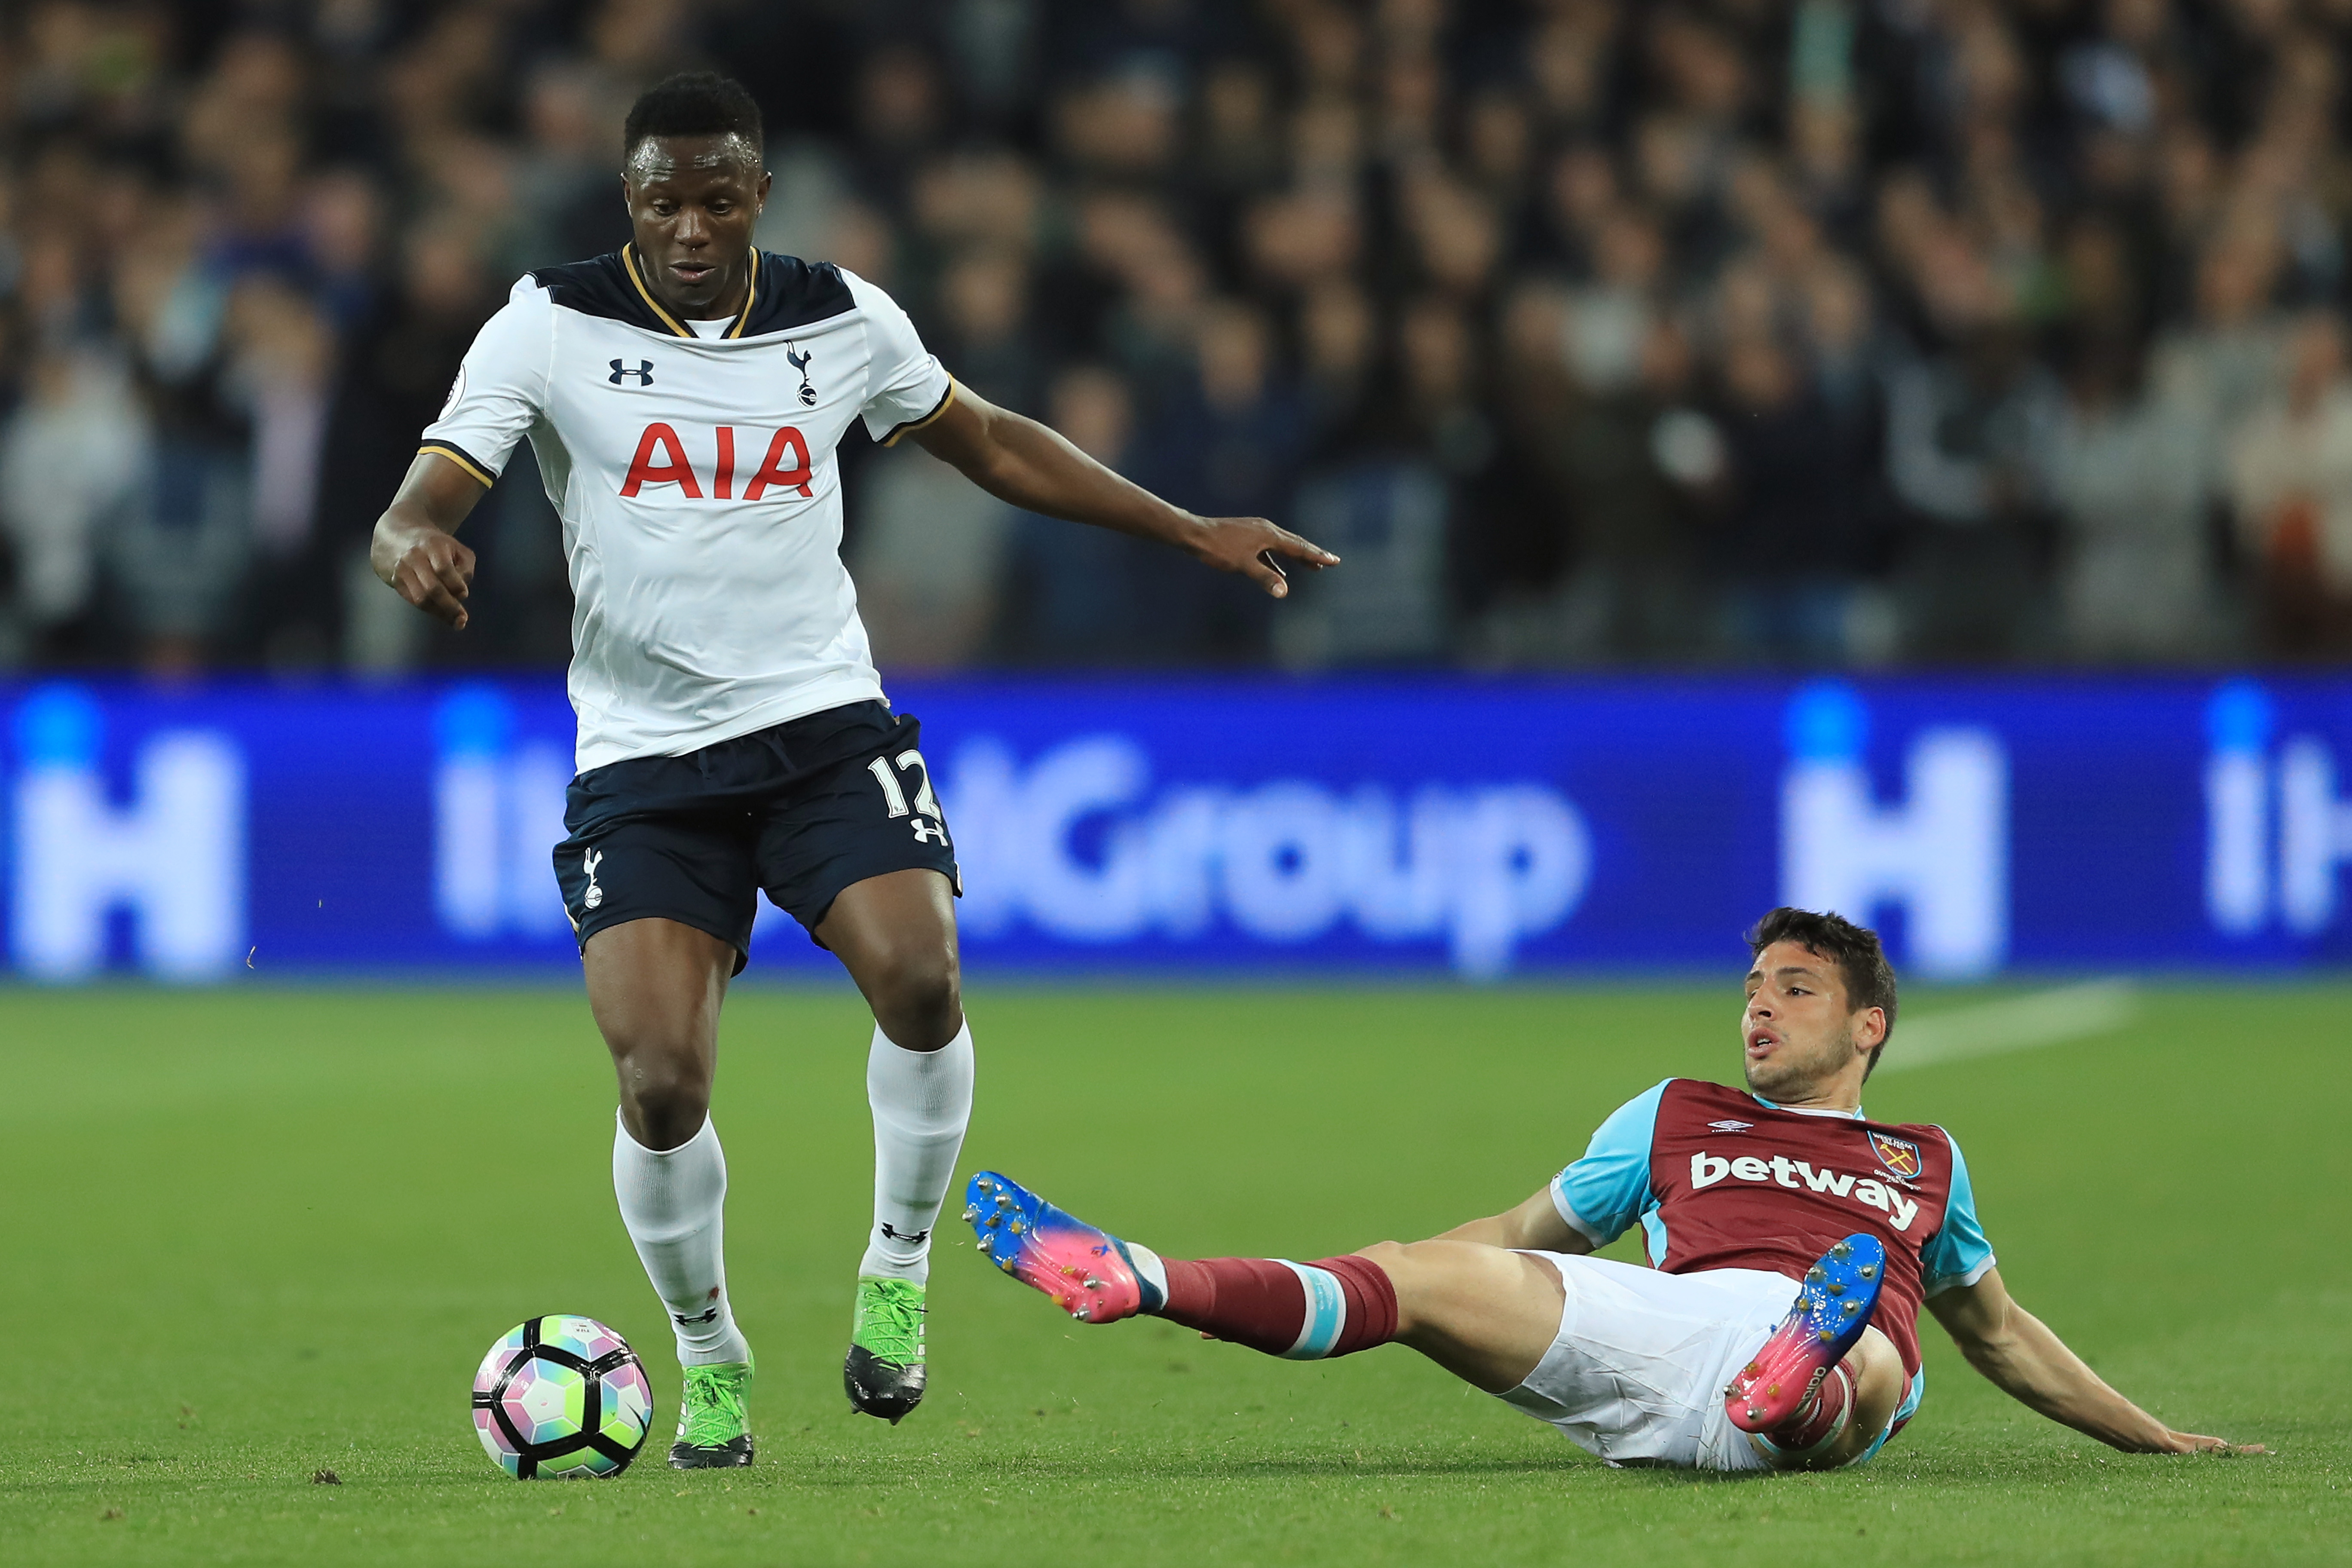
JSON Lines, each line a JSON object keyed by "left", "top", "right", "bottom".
{"left": 966, "top": 1173, "right": 1562, "bottom": 1384}
{"left": 815, "top": 867, "right": 973, "bottom": 1423}
{"left": 970, "top": 1173, "right": 1903, "bottom": 1471}
{"left": 1721, "top": 1231, "right": 1898, "bottom": 1464}
{"left": 1744, "top": 1325, "right": 1905, "bottom": 1470}
{"left": 583, "top": 916, "right": 757, "bottom": 1467}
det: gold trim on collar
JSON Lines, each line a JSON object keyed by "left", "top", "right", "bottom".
{"left": 621, "top": 244, "right": 692, "bottom": 338}
{"left": 727, "top": 254, "right": 758, "bottom": 338}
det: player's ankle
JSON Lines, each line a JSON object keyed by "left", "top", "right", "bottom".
{"left": 679, "top": 1327, "right": 750, "bottom": 1368}
{"left": 1761, "top": 1363, "right": 1854, "bottom": 1460}
{"left": 1124, "top": 1240, "right": 1170, "bottom": 1314}
{"left": 858, "top": 1245, "right": 930, "bottom": 1285}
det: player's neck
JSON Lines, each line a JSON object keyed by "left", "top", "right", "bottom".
{"left": 1753, "top": 1069, "right": 1866, "bottom": 1115}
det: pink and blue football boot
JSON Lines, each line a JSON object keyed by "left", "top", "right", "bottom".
{"left": 1724, "top": 1231, "right": 1886, "bottom": 1433}
{"left": 965, "top": 1171, "right": 1158, "bottom": 1323}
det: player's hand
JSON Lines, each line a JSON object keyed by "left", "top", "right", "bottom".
{"left": 1184, "top": 515, "right": 1340, "bottom": 598}
{"left": 2162, "top": 1431, "right": 2268, "bottom": 1455}
{"left": 375, "top": 521, "right": 477, "bottom": 630}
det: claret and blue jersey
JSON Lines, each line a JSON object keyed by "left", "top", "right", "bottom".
{"left": 1552, "top": 1077, "right": 1997, "bottom": 1439}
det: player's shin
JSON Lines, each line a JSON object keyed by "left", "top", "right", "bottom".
{"left": 1751, "top": 1362, "right": 1856, "bottom": 1468}
{"left": 861, "top": 1019, "right": 974, "bottom": 1282}
{"left": 1152, "top": 1255, "right": 1402, "bottom": 1360}
{"left": 611, "top": 1113, "right": 749, "bottom": 1367}
{"left": 846, "top": 1020, "right": 973, "bottom": 1422}
{"left": 967, "top": 1172, "right": 1400, "bottom": 1357}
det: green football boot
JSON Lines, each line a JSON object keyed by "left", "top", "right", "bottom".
{"left": 670, "top": 1354, "right": 754, "bottom": 1468}
{"left": 843, "top": 1277, "right": 927, "bottom": 1424}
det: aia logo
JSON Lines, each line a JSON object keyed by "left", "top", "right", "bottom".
{"left": 621, "top": 423, "right": 813, "bottom": 500}
{"left": 609, "top": 358, "right": 655, "bottom": 386}
{"left": 1868, "top": 1131, "right": 1922, "bottom": 1182}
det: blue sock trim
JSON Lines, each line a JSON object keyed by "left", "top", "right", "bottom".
{"left": 1276, "top": 1262, "right": 1347, "bottom": 1359}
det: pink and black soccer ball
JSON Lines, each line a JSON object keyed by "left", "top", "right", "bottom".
{"left": 471, "top": 1315, "right": 654, "bottom": 1479}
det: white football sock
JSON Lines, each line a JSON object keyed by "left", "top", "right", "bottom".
{"left": 1125, "top": 1240, "right": 1170, "bottom": 1313}
{"left": 612, "top": 1112, "right": 749, "bottom": 1367}
{"left": 860, "top": 1019, "right": 975, "bottom": 1283}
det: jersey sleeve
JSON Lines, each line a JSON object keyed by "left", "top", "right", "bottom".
{"left": 417, "top": 277, "right": 554, "bottom": 485}
{"left": 1921, "top": 1130, "right": 1997, "bottom": 1295}
{"left": 1550, "top": 1079, "right": 1669, "bottom": 1247}
{"left": 842, "top": 268, "right": 955, "bottom": 445}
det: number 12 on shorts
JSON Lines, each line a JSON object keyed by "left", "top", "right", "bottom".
{"left": 868, "top": 750, "right": 949, "bottom": 843}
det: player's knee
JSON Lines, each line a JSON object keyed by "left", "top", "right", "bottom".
{"left": 612, "top": 1044, "right": 713, "bottom": 1149}
{"left": 868, "top": 940, "right": 962, "bottom": 1050}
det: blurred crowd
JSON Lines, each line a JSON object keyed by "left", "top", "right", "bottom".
{"left": 8, "top": 0, "right": 2352, "bottom": 676}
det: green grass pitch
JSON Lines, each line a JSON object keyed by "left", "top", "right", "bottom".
{"left": 0, "top": 980, "right": 2343, "bottom": 1566}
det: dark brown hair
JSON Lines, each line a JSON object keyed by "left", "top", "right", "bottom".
{"left": 1745, "top": 907, "right": 1899, "bottom": 1080}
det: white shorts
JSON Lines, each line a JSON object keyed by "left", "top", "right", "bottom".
{"left": 1498, "top": 1253, "right": 1798, "bottom": 1472}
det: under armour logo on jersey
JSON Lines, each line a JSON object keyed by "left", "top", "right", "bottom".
{"left": 582, "top": 848, "right": 605, "bottom": 910}
{"left": 608, "top": 358, "right": 655, "bottom": 385}
{"left": 786, "top": 344, "right": 815, "bottom": 406}
{"left": 911, "top": 818, "right": 949, "bottom": 845}
{"left": 879, "top": 1222, "right": 930, "bottom": 1244}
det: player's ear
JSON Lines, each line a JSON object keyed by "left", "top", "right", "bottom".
{"left": 1852, "top": 1006, "right": 1887, "bottom": 1054}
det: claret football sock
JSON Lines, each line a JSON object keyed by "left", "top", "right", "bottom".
{"left": 1149, "top": 1254, "right": 1400, "bottom": 1360}
{"left": 860, "top": 1020, "right": 975, "bottom": 1284}
{"left": 965, "top": 1172, "right": 1399, "bottom": 1353}
{"left": 612, "top": 1113, "right": 750, "bottom": 1368}
{"left": 1759, "top": 1363, "right": 1856, "bottom": 1461}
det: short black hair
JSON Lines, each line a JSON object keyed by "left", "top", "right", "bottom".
{"left": 623, "top": 71, "right": 764, "bottom": 162}
{"left": 1745, "top": 907, "right": 1899, "bottom": 1080}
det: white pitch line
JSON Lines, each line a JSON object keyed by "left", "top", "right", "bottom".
{"left": 1877, "top": 978, "right": 2140, "bottom": 1074}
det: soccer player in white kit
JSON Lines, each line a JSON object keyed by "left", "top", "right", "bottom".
{"left": 369, "top": 73, "right": 1336, "bottom": 1466}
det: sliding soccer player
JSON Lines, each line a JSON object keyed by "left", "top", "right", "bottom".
{"left": 974, "top": 908, "right": 2259, "bottom": 1470}
{"left": 370, "top": 72, "right": 1333, "bottom": 1466}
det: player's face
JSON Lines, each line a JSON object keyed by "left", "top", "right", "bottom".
{"left": 1739, "top": 941, "right": 1871, "bottom": 1100}
{"left": 624, "top": 134, "right": 771, "bottom": 316}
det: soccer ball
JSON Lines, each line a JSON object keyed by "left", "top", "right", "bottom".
{"left": 471, "top": 1315, "right": 654, "bottom": 1479}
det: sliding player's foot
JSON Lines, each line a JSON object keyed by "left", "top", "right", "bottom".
{"left": 670, "top": 1355, "right": 755, "bottom": 1468}
{"left": 844, "top": 1277, "right": 927, "bottom": 1424}
{"left": 965, "top": 1171, "right": 1151, "bottom": 1323}
{"left": 1724, "top": 1233, "right": 1886, "bottom": 1434}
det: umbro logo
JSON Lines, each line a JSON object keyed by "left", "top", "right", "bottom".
{"left": 879, "top": 1222, "right": 929, "bottom": 1244}
{"left": 609, "top": 358, "right": 655, "bottom": 385}
{"left": 1708, "top": 1119, "right": 1755, "bottom": 1133}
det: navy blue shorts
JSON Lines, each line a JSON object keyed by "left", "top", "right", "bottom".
{"left": 552, "top": 701, "right": 959, "bottom": 973}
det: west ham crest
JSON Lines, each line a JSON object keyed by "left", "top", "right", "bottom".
{"left": 1868, "top": 1131, "right": 1922, "bottom": 1182}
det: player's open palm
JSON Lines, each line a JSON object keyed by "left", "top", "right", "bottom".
{"left": 1186, "top": 515, "right": 1340, "bottom": 598}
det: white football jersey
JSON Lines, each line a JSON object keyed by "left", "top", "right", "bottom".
{"left": 420, "top": 245, "right": 954, "bottom": 771}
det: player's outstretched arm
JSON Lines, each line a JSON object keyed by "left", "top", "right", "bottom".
{"left": 1926, "top": 1267, "right": 2263, "bottom": 1455}
{"left": 1435, "top": 1184, "right": 1595, "bottom": 1254}
{"left": 371, "top": 452, "right": 492, "bottom": 630}
{"left": 910, "top": 384, "right": 1338, "bottom": 597}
